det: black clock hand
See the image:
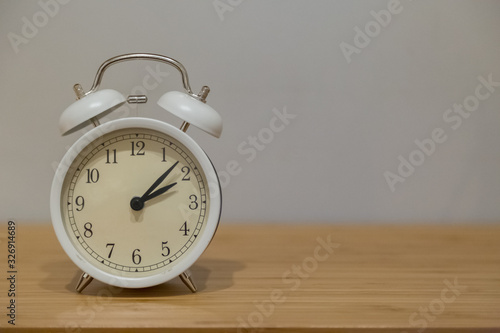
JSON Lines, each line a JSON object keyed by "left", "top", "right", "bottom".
{"left": 130, "top": 161, "right": 179, "bottom": 211}
{"left": 142, "top": 161, "right": 179, "bottom": 200}
{"left": 143, "top": 182, "right": 177, "bottom": 202}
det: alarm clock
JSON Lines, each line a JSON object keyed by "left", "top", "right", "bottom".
{"left": 50, "top": 53, "right": 223, "bottom": 293}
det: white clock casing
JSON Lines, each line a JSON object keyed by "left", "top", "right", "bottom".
{"left": 50, "top": 117, "right": 221, "bottom": 289}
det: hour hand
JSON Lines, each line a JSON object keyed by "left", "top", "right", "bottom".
{"left": 130, "top": 182, "right": 177, "bottom": 211}
{"left": 143, "top": 182, "right": 177, "bottom": 202}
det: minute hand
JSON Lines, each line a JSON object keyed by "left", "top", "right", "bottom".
{"left": 141, "top": 161, "right": 179, "bottom": 200}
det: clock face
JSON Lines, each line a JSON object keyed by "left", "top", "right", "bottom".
{"left": 52, "top": 119, "right": 220, "bottom": 286}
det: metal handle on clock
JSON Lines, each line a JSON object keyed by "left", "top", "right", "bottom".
{"left": 85, "top": 53, "right": 197, "bottom": 98}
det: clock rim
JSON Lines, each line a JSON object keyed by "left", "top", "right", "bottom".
{"left": 50, "top": 117, "right": 222, "bottom": 289}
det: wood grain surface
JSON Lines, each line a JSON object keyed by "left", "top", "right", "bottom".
{"left": 0, "top": 222, "right": 499, "bottom": 332}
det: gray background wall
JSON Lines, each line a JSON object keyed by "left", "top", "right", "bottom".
{"left": 1, "top": 0, "right": 499, "bottom": 223}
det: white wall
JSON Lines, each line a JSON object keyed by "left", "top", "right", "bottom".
{"left": 1, "top": 0, "right": 499, "bottom": 223}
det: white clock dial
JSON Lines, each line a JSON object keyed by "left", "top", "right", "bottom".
{"left": 51, "top": 118, "right": 221, "bottom": 288}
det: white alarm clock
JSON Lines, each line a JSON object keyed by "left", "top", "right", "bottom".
{"left": 50, "top": 54, "right": 222, "bottom": 293}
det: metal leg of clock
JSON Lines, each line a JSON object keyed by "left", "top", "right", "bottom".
{"left": 74, "top": 84, "right": 101, "bottom": 128}
{"left": 179, "top": 86, "right": 210, "bottom": 133}
{"left": 75, "top": 272, "right": 94, "bottom": 293}
{"left": 179, "top": 270, "right": 197, "bottom": 293}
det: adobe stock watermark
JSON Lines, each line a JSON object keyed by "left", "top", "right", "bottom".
{"left": 384, "top": 73, "right": 500, "bottom": 192}
{"left": 7, "top": 0, "right": 72, "bottom": 54}
{"left": 401, "top": 277, "right": 466, "bottom": 333}
{"left": 237, "top": 234, "right": 340, "bottom": 333}
{"left": 212, "top": 0, "right": 244, "bottom": 21}
{"left": 339, "top": 0, "right": 409, "bottom": 64}
{"left": 216, "top": 106, "right": 296, "bottom": 190}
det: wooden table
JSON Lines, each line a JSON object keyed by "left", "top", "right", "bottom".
{"left": 1, "top": 222, "right": 499, "bottom": 332}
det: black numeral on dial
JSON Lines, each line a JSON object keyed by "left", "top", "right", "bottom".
{"left": 180, "top": 221, "right": 190, "bottom": 236}
{"left": 106, "top": 149, "right": 117, "bottom": 164}
{"left": 131, "top": 141, "right": 145, "bottom": 156}
{"left": 161, "top": 147, "right": 167, "bottom": 162}
{"left": 161, "top": 241, "right": 170, "bottom": 257}
{"left": 106, "top": 243, "right": 115, "bottom": 258}
{"left": 75, "top": 196, "right": 85, "bottom": 211}
{"left": 132, "top": 249, "right": 141, "bottom": 264}
{"left": 83, "top": 222, "right": 93, "bottom": 238}
{"left": 85, "top": 168, "right": 99, "bottom": 183}
{"left": 181, "top": 166, "right": 190, "bottom": 181}
{"left": 189, "top": 195, "right": 198, "bottom": 210}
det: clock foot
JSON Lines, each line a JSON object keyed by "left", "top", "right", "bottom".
{"left": 179, "top": 270, "right": 197, "bottom": 293}
{"left": 75, "top": 272, "right": 94, "bottom": 293}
